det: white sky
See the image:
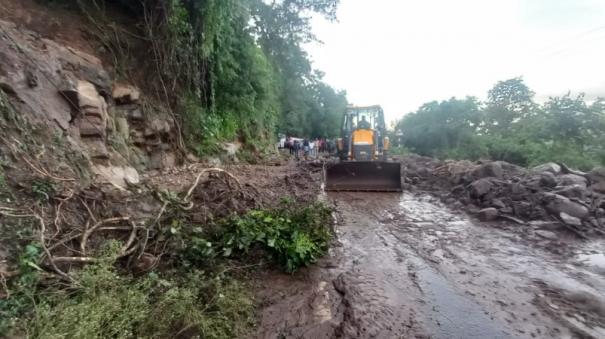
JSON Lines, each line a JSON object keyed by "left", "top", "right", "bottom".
{"left": 305, "top": 0, "right": 605, "bottom": 123}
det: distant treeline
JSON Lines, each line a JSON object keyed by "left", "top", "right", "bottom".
{"left": 393, "top": 78, "right": 605, "bottom": 170}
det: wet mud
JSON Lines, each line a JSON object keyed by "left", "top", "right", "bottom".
{"left": 255, "top": 192, "right": 605, "bottom": 338}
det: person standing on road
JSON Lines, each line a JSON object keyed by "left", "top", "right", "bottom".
{"left": 286, "top": 136, "right": 293, "bottom": 155}
{"left": 293, "top": 140, "right": 300, "bottom": 160}
{"left": 303, "top": 138, "right": 310, "bottom": 160}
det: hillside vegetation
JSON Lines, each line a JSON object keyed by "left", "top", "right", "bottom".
{"left": 86, "top": 0, "right": 347, "bottom": 154}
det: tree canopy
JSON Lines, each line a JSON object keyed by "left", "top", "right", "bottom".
{"left": 394, "top": 78, "right": 605, "bottom": 170}
{"left": 102, "top": 0, "right": 346, "bottom": 153}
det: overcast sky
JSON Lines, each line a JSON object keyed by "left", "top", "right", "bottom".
{"left": 305, "top": 0, "right": 605, "bottom": 123}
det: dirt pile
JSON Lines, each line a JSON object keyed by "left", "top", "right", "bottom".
{"left": 402, "top": 155, "right": 605, "bottom": 238}
{"left": 0, "top": 159, "right": 320, "bottom": 284}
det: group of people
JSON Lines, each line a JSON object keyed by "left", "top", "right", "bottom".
{"left": 285, "top": 137, "right": 336, "bottom": 160}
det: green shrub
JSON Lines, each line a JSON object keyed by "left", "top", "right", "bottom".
{"left": 187, "top": 200, "right": 333, "bottom": 273}
{"left": 30, "top": 179, "right": 55, "bottom": 202}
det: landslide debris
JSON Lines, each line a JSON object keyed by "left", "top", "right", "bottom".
{"left": 0, "top": 2, "right": 332, "bottom": 336}
{"left": 401, "top": 155, "right": 605, "bottom": 239}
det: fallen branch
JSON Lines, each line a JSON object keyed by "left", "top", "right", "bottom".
{"left": 0, "top": 208, "right": 73, "bottom": 281}
{"left": 184, "top": 168, "right": 241, "bottom": 202}
{"left": 80, "top": 217, "right": 131, "bottom": 255}
{"left": 21, "top": 155, "right": 75, "bottom": 182}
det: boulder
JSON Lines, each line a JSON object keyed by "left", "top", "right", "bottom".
{"left": 491, "top": 198, "right": 507, "bottom": 209}
{"left": 539, "top": 172, "right": 557, "bottom": 188}
{"left": 451, "top": 185, "right": 466, "bottom": 195}
{"left": 559, "top": 212, "right": 582, "bottom": 227}
{"left": 558, "top": 174, "right": 587, "bottom": 188}
{"left": 469, "top": 178, "right": 493, "bottom": 199}
{"left": 590, "top": 182, "right": 605, "bottom": 194}
{"left": 512, "top": 201, "right": 532, "bottom": 218}
{"left": 472, "top": 162, "right": 503, "bottom": 179}
{"left": 112, "top": 84, "right": 140, "bottom": 104}
{"left": 510, "top": 183, "right": 527, "bottom": 196}
{"left": 554, "top": 185, "right": 587, "bottom": 199}
{"left": 533, "top": 163, "right": 562, "bottom": 175}
{"left": 544, "top": 193, "right": 589, "bottom": 220}
{"left": 529, "top": 220, "right": 561, "bottom": 230}
{"left": 588, "top": 167, "right": 605, "bottom": 184}
{"left": 92, "top": 165, "right": 140, "bottom": 190}
{"left": 478, "top": 207, "right": 499, "bottom": 221}
{"left": 535, "top": 230, "right": 558, "bottom": 240}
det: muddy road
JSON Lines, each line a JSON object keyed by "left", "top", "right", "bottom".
{"left": 255, "top": 192, "right": 605, "bottom": 339}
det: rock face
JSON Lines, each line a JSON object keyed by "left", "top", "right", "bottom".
{"left": 112, "top": 84, "right": 140, "bottom": 104}
{"left": 0, "top": 19, "right": 179, "bottom": 182}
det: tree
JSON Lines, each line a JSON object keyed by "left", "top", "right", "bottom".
{"left": 484, "top": 77, "right": 536, "bottom": 135}
{"left": 396, "top": 97, "right": 482, "bottom": 156}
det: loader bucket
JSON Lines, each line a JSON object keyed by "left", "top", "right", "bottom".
{"left": 325, "top": 161, "right": 402, "bottom": 192}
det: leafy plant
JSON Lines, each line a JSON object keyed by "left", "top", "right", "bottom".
{"left": 187, "top": 201, "right": 333, "bottom": 272}
{"left": 0, "top": 243, "right": 42, "bottom": 336}
{"left": 30, "top": 179, "right": 55, "bottom": 202}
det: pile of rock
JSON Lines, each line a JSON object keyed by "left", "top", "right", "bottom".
{"left": 401, "top": 155, "right": 605, "bottom": 237}
{"left": 444, "top": 161, "right": 605, "bottom": 238}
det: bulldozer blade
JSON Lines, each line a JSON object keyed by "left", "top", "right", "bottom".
{"left": 325, "top": 161, "right": 402, "bottom": 192}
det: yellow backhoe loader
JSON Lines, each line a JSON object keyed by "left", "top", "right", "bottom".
{"left": 325, "top": 105, "right": 402, "bottom": 191}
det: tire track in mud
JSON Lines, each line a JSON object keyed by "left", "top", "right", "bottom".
{"left": 255, "top": 192, "right": 605, "bottom": 338}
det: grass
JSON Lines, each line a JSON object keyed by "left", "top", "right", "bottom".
{"left": 3, "top": 242, "right": 254, "bottom": 339}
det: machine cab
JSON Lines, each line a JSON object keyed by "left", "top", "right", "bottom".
{"left": 338, "top": 105, "right": 386, "bottom": 161}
